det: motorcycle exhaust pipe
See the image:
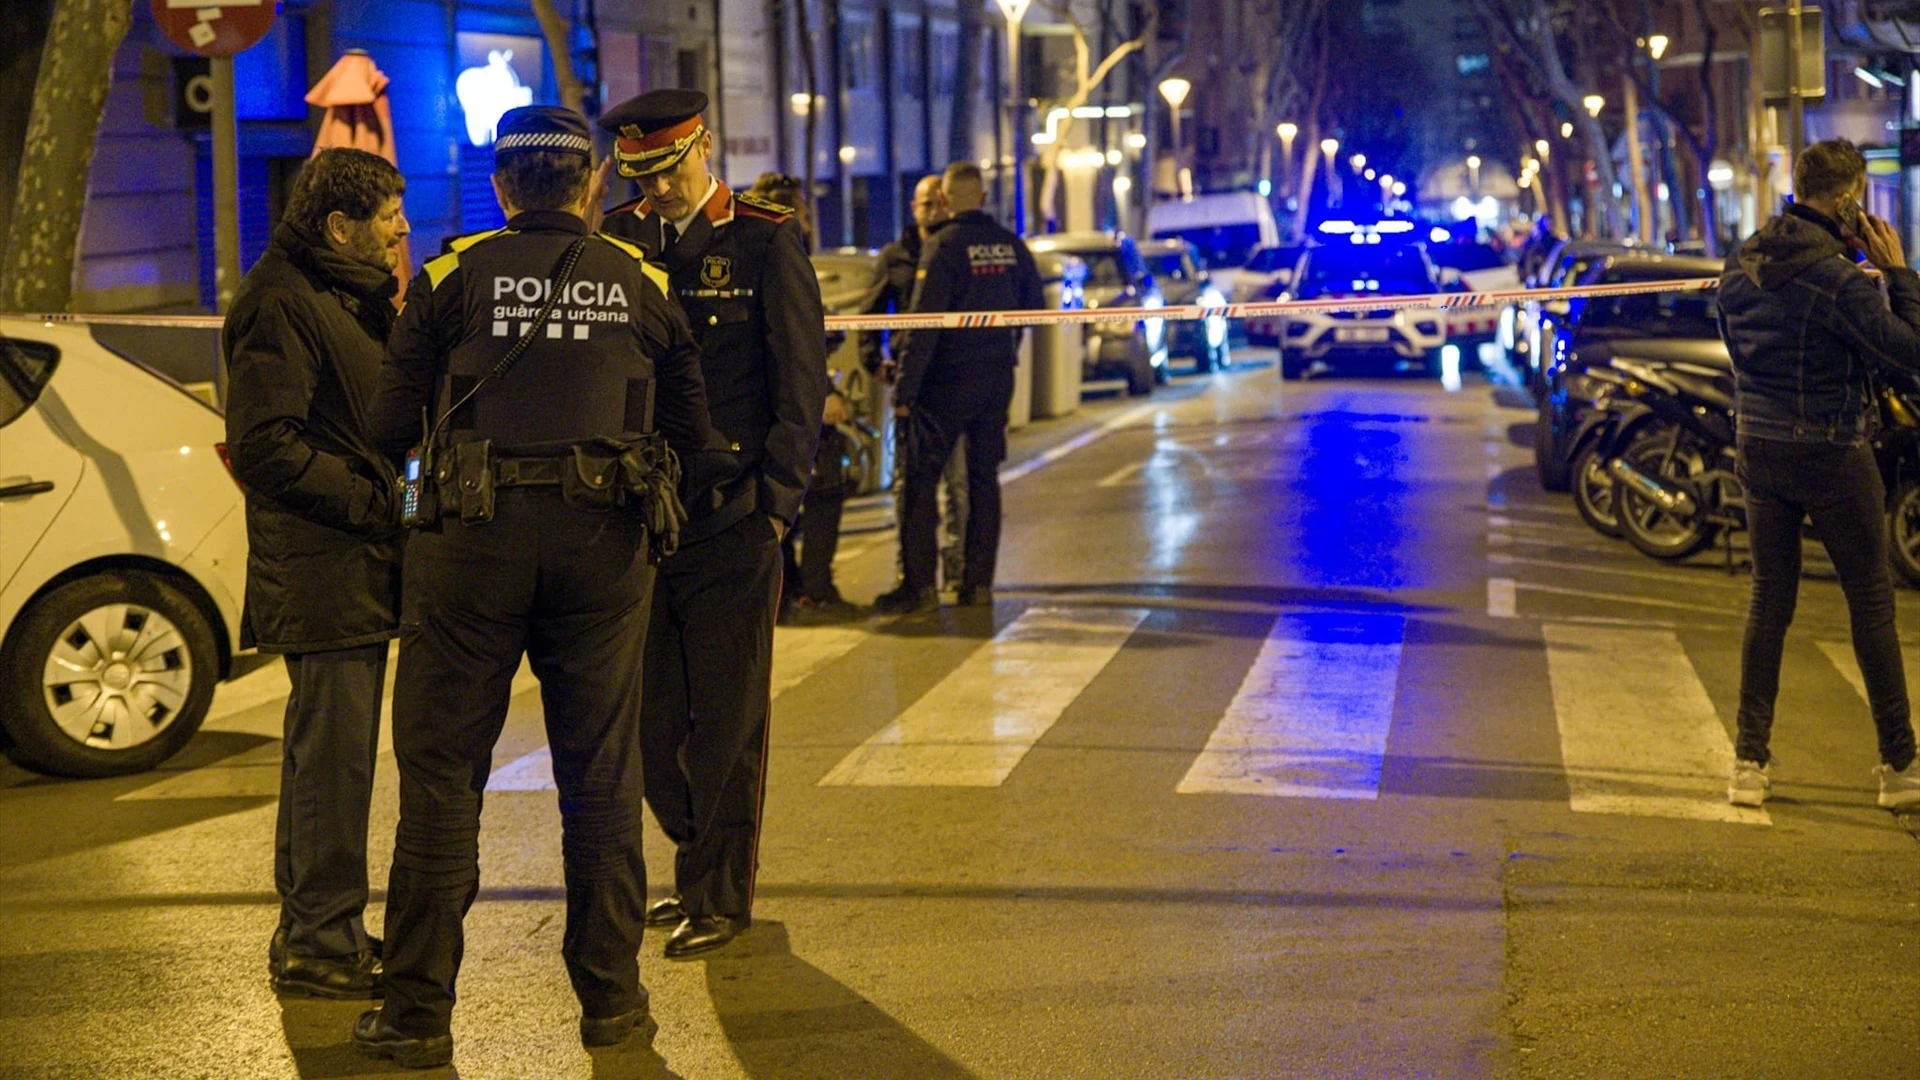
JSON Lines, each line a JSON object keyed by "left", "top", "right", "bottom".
{"left": 1607, "top": 457, "right": 1697, "bottom": 515}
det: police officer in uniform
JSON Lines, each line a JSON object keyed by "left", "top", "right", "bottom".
{"left": 874, "top": 161, "right": 1043, "bottom": 614}
{"left": 351, "top": 106, "right": 715, "bottom": 1068}
{"left": 596, "top": 89, "right": 828, "bottom": 958}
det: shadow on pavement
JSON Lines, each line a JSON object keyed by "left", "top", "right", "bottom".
{"left": 703, "top": 921, "right": 976, "bottom": 1080}
{"left": 994, "top": 580, "right": 1446, "bottom": 616}
{"left": 0, "top": 731, "right": 276, "bottom": 870}
{"left": 279, "top": 998, "right": 431, "bottom": 1079}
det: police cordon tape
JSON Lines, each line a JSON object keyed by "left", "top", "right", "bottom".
{"left": 13, "top": 276, "right": 1723, "bottom": 334}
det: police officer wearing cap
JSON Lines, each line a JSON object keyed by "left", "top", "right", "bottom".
{"left": 351, "top": 106, "right": 716, "bottom": 1068}
{"left": 597, "top": 89, "right": 828, "bottom": 959}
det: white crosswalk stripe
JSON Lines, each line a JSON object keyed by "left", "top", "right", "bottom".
{"left": 818, "top": 606, "right": 1146, "bottom": 787}
{"left": 1177, "top": 613, "right": 1405, "bottom": 798}
{"left": 1540, "top": 623, "right": 1768, "bottom": 825}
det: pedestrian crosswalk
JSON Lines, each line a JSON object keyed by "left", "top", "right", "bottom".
{"left": 134, "top": 603, "right": 1909, "bottom": 823}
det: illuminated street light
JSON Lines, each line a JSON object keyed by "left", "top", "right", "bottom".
{"left": 838, "top": 145, "right": 856, "bottom": 164}
{"left": 1276, "top": 121, "right": 1298, "bottom": 141}
{"left": 1321, "top": 137, "right": 1339, "bottom": 157}
{"left": 1583, "top": 94, "right": 1605, "bottom": 117}
{"left": 1125, "top": 131, "right": 1147, "bottom": 150}
{"left": 1391, "top": 181, "right": 1407, "bottom": 197}
{"left": 1466, "top": 154, "right": 1481, "bottom": 192}
{"left": 1160, "top": 77, "right": 1193, "bottom": 196}
{"left": 1560, "top": 121, "right": 1574, "bottom": 138}
{"left": 995, "top": 0, "right": 1036, "bottom": 234}
{"left": 1364, "top": 168, "right": 1376, "bottom": 181}
{"left": 1648, "top": 34, "right": 1670, "bottom": 60}
{"left": 1350, "top": 153, "right": 1367, "bottom": 172}
{"left": 789, "top": 92, "right": 813, "bottom": 116}
{"left": 1535, "top": 138, "right": 1550, "bottom": 162}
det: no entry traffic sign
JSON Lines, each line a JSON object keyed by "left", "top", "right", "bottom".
{"left": 151, "top": 0, "right": 278, "bottom": 59}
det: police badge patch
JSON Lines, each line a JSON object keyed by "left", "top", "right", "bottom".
{"left": 701, "top": 255, "right": 732, "bottom": 288}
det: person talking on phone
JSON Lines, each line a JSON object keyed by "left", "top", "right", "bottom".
{"left": 1717, "top": 138, "right": 1920, "bottom": 811}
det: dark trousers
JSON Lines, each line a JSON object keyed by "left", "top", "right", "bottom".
{"left": 901, "top": 365, "right": 1013, "bottom": 591}
{"left": 793, "top": 487, "right": 847, "bottom": 601}
{"left": 275, "top": 643, "right": 387, "bottom": 959}
{"left": 380, "top": 493, "right": 655, "bottom": 1037}
{"left": 642, "top": 510, "right": 782, "bottom": 920}
{"left": 1736, "top": 436, "right": 1917, "bottom": 768}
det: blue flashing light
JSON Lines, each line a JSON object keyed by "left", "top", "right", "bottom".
{"left": 1373, "top": 220, "right": 1415, "bottom": 234}
{"left": 1258, "top": 179, "right": 1273, "bottom": 197}
{"left": 1319, "top": 220, "right": 1358, "bottom": 234}
{"left": 1430, "top": 226, "right": 1452, "bottom": 243}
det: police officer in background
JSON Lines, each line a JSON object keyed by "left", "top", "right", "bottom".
{"left": 874, "top": 161, "right": 1043, "bottom": 614}
{"left": 597, "top": 90, "right": 828, "bottom": 958}
{"left": 351, "top": 106, "right": 715, "bottom": 1068}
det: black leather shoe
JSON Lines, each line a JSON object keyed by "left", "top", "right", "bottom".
{"left": 353, "top": 1009, "right": 453, "bottom": 1069}
{"left": 954, "top": 586, "right": 994, "bottom": 607}
{"left": 872, "top": 585, "right": 939, "bottom": 615}
{"left": 580, "top": 996, "right": 650, "bottom": 1048}
{"left": 663, "top": 914, "right": 747, "bottom": 959}
{"left": 644, "top": 895, "right": 684, "bottom": 928}
{"left": 273, "top": 949, "right": 384, "bottom": 1000}
{"left": 268, "top": 926, "right": 288, "bottom": 975}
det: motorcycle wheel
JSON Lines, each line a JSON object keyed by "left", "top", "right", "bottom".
{"left": 1570, "top": 443, "right": 1623, "bottom": 538}
{"left": 1887, "top": 477, "right": 1920, "bottom": 588}
{"left": 1617, "top": 424, "right": 1719, "bottom": 560}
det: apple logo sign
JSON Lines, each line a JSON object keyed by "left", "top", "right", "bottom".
{"left": 456, "top": 50, "right": 534, "bottom": 147}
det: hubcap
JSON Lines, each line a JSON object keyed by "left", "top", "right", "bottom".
{"left": 40, "top": 603, "right": 193, "bottom": 751}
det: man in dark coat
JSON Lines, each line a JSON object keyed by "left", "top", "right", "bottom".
{"left": 874, "top": 161, "right": 1043, "bottom": 614}
{"left": 223, "top": 147, "right": 409, "bottom": 999}
{"left": 598, "top": 89, "right": 828, "bottom": 958}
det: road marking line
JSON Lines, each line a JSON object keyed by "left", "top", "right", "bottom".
{"left": 1094, "top": 460, "right": 1146, "bottom": 488}
{"left": 818, "top": 606, "right": 1146, "bottom": 787}
{"left": 1517, "top": 580, "right": 1733, "bottom": 614}
{"left": 1541, "top": 623, "right": 1768, "bottom": 825}
{"left": 999, "top": 404, "right": 1157, "bottom": 484}
{"left": 1815, "top": 641, "right": 1920, "bottom": 718}
{"left": 1488, "top": 531, "right": 1512, "bottom": 547}
{"left": 489, "top": 626, "right": 871, "bottom": 792}
{"left": 1487, "top": 578, "right": 1517, "bottom": 618}
{"left": 1490, "top": 552, "right": 1750, "bottom": 590}
{"left": 1177, "top": 613, "right": 1405, "bottom": 798}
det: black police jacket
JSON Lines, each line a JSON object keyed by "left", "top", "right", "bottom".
{"left": 603, "top": 181, "right": 828, "bottom": 541}
{"left": 223, "top": 223, "right": 403, "bottom": 654}
{"left": 896, "top": 210, "right": 1044, "bottom": 409}
{"left": 372, "top": 210, "right": 715, "bottom": 466}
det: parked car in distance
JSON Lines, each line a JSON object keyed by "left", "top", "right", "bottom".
{"left": 1027, "top": 231, "right": 1168, "bottom": 395}
{"left": 1506, "top": 238, "right": 1637, "bottom": 391}
{"left": 1533, "top": 253, "right": 1725, "bottom": 492}
{"left": 1145, "top": 191, "right": 1282, "bottom": 292}
{"left": 1234, "top": 243, "right": 1308, "bottom": 345}
{"left": 1138, "top": 237, "right": 1232, "bottom": 373}
{"left": 1275, "top": 230, "right": 1449, "bottom": 379}
{"left": 0, "top": 317, "right": 249, "bottom": 777}
{"left": 1427, "top": 240, "right": 1517, "bottom": 355}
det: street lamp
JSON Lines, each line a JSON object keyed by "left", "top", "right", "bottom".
{"left": 1276, "top": 122, "right": 1298, "bottom": 201}
{"left": 1648, "top": 34, "right": 1670, "bottom": 60}
{"left": 1350, "top": 152, "right": 1366, "bottom": 173}
{"left": 1466, "top": 154, "right": 1481, "bottom": 193}
{"left": 1535, "top": 138, "right": 1550, "bottom": 163}
{"left": 1583, "top": 94, "right": 1605, "bottom": 117}
{"left": 1159, "top": 77, "right": 1192, "bottom": 198}
{"left": 993, "top": 0, "right": 1034, "bottom": 233}
{"left": 1560, "top": 121, "right": 1574, "bottom": 138}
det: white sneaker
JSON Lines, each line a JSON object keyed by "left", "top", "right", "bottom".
{"left": 1728, "top": 759, "right": 1770, "bottom": 807}
{"left": 1875, "top": 760, "right": 1920, "bottom": 810}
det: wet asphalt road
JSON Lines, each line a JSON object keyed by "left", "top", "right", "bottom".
{"left": 1, "top": 352, "right": 1915, "bottom": 1079}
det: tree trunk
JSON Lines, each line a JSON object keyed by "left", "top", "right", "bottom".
{"left": 531, "top": 0, "right": 585, "bottom": 115}
{"left": 1294, "top": 117, "right": 1321, "bottom": 243}
{"left": 0, "top": 0, "right": 132, "bottom": 313}
{"left": 1692, "top": 0, "right": 1720, "bottom": 256}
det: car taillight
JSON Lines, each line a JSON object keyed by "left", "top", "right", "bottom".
{"left": 213, "top": 443, "right": 245, "bottom": 493}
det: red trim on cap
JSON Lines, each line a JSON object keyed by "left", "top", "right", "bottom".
{"left": 616, "top": 113, "right": 705, "bottom": 155}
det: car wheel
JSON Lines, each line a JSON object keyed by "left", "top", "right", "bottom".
{"left": 1423, "top": 348, "right": 1446, "bottom": 379}
{"left": 1888, "top": 478, "right": 1920, "bottom": 588}
{"left": 1533, "top": 405, "right": 1570, "bottom": 492}
{"left": 1193, "top": 343, "right": 1216, "bottom": 375}
{"left": 1125, "top": 357, "right": 1154, "bottom": 396}
{"left": 0, "top": 572, "right": 218, "bottom": 777}
{"left": 1279, "top": 348, "right": 1307, "bottom": 381}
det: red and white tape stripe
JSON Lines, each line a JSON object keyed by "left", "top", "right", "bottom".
{"left": 9, "top": 276, "right": 1723, "bottom": 334}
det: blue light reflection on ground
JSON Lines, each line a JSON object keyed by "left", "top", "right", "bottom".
{"left": 1284, "top": 415, "right": 1412, "bottom": 590}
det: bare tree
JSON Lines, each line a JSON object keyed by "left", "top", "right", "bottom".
{"left": 531, "top": 0, "right": 587, "bottom": 115}
{"left": 1032, "top": 0, "right": 1156, "bottom": 232}
{"left": 1601, "top": 0, "right": 1733, "bottom": 253}
{"left": 1, "top": 0, "right": 133, "bottom": 313}
{"left": 795, "top": 0, "right": 820, "bottom": 247}
{"left": 1278, "top": 0, "right": 1335, "bottom": 241}
{"left": 1469, "top": 0, "right": 1627, "bottom": 237}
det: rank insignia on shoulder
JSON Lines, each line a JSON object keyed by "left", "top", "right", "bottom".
{"left": 734, "top": 191, "right": 795, "bottom": 219}
{"left": 700, "top": 255, "right": 733, "bottom": 288}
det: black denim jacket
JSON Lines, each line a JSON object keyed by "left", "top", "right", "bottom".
{"left": 1717, "top": 204, "right": 1920, "bottom": 444}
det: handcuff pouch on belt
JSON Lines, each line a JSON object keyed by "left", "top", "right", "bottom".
{"left": 559, "top": 435, "right": 689, "bottom": 562}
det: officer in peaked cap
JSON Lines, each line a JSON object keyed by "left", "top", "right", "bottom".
{"left": 597, "top": 90, "right": 828, "bottom": 959}
{"left": 353, "top": 104, "right": 717, "bottom": 1066}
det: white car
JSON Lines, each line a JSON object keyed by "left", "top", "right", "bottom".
{"left": 1275, "top": 232, "right": 1450, "bottom": 380}
{"left": 0, "top": 317, "right": 248, "bottom": 777}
